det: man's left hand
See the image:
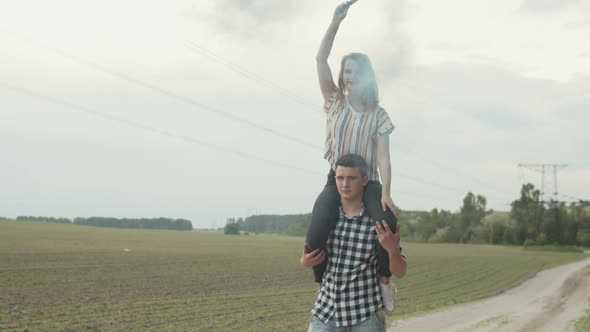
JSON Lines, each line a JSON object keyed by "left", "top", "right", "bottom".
{"left": 375, "top": 221, "right": 400, "bottom": 254}
{"left": 300, "top": 246, "right": 326, "bottom": 268}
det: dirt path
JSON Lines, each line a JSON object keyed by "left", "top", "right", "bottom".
{"left": 389, "top": 256, "right": 590, "bottom": 332}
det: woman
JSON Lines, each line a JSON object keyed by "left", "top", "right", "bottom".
{"left": 304, "top": 2, "right": 399, "bottom": 312}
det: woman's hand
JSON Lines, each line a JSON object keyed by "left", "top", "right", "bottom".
{"left": 332, "top": 2, "right": 350, "bottom": 24}
{"left": 381, "top": 195, "right": 399, "bottom": 220}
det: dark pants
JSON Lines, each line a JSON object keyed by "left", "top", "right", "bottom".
{"left": 305, "top": 169, "right": 398, "bottom": 282}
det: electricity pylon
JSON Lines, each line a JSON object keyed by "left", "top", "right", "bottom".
{"left": 517, "top": 163, "right": 568, "bottom": 205}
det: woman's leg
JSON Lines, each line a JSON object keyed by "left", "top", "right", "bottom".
{"left": 306, "top": 172, "right": 340, "bottom": 283}
{"left": 364, "top": 181, "right": 397, "bottom": 278}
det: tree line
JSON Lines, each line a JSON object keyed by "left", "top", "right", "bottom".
{"left": 224, "top": 215, "right": 311, "bottom": 236}
{"left": 225, "top": 183, "right": 590, "bottom": 247}
{"left": 14, "top": 216, "right": 193, "bottom": 231}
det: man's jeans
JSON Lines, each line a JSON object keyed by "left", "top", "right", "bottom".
{"left": 307, "top": 310, "right": 386, "bottom": 332}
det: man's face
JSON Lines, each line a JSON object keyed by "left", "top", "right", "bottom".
{"left": 335, "top": 166, "right": 368, "bottom": 201}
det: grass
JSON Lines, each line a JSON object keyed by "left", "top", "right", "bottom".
{"left": 575, "top": 308, "right": 590, "bottom": 332}
{"left": 0, "top": 221, "right": 586, "bottom": 331}
{"left": 523, "top": 244, "right": 585, "bottom": 253}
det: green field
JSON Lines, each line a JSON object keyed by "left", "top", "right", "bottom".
{"left": 0, "top": 221, "right": 586, "bottom": 331}
{"left": 575, "top": 308, "right": 590, "bottom": 332}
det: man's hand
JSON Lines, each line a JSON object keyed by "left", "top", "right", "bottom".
{"left": 375, "top": 221, "right": 400, "bottom": 254}
{"left": 300, "top": 246, "right": 326, "bottom": 268}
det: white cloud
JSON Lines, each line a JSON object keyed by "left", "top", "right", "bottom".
{"left": 518, "top": 0, "right": 581, "bottom": 13}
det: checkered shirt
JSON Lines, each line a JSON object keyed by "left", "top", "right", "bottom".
{"left": 311, "top": 205, "right": 382, "bottom": 327}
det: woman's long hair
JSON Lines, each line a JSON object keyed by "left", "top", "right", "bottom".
{"left": 337, "top": 53, "right": 379, "bottom": 112}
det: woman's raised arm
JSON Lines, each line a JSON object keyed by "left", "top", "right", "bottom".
{"left": 316, "top": 3, "right": 350, "bottom": 102}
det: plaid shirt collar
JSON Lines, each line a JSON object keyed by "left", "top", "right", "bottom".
{"left": 339, "top": 204, "right": 366, "bottom": 220}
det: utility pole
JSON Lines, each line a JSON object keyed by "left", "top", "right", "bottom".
{"left": 518, "top": 164, "right": 567, "bottom": 243}
{"left": 517, "top": 163, "right": 568, "bottom": 205}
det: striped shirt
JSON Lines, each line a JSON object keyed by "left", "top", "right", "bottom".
{"left": 311, "top": 205, "right": 382, "bottom": 327}
{"left": 323, "top": 90, "right": 395, "bottom": 181}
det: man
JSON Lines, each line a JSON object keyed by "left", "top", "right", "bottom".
{"left": 301, "top": 154, "right": 407, "bottom": 331}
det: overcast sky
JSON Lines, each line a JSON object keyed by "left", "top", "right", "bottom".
{"left": 1, "top": 0, "right": 589, "bottom": 228}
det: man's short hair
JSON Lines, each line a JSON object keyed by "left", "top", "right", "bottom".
{"left": 335, "top": 154, "right": 368, "bottom": 176}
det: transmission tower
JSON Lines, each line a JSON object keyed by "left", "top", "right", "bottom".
{"left": 518, "top": 163, "right": 568, "bottom": 205}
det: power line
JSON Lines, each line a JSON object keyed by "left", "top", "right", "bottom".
{"left": 395, "top": 144, "right": 514, "bottom": 198}
{"left": 0, "top": 82, "right": 453, "bottom": 202}
{"left": 0, "top": 82, "right": 322, "bottom": 176}
{"left": 183, "top": 40, "right": 515, "bottom": 200}
{"left": 561, "top": 194, "right": 588, "bottom": 203}
{"left": 518, "top": 163, "right": 568, "bottom": 204}
{"left": 185, "top": 40, "right": 322, "bottom": 113}
{"left": 2, "top": 28, "right": 318, "bottom": 151}
{"left": 2, "top": 29, "right": 514, "bottom": 203}
{"left": 1, "top": 82, "right": 517, "bottom": 207}
{"left": 392, "top": 79, "right": 517, "bottom": 199}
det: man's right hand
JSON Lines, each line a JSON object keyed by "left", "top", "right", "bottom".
{"left": 300, "top": 246, "right": 326, "bottom": 268}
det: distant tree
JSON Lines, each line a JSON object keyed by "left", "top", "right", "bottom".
{"left": 241, "top": 215, "right": 299, "bottom": 234}
{"left": 174, "top": 219, "right": 193, "bottom": 231}
{"left": 428, "top": 226, "right": 450, "bottom": 243}
{"left": 16, "top": 216, "right": 72, "bottom": 224}
{"left": 502, "top": 224, "right": 520, "bottom": 245}
{"left": 571, "top": 201, "right": 590, "bottom": 246}
{"left": 224, "top": 222, "right": 240, "bottom": 235}
{"left": 510, "top": 183, "right": 543, "bottom": 244}
{"left": 542, "top": 201, "right": 570, "bottom": 245}
{"left": 408, "top": 208, "right": 460, "bottom": 243}
{"left": 72, "top": 217, "right": 193, "bottom": 231}
{"left": 444, "top": 213, "right": 464, "bottom": 243}
{"left": 479, "top": 212, "right": 510, "bottom": 244}
{"left": 287, "top": 214, "right": 311, "bottom": 236}
{"left": 415, "top": 208, "right": 440, "bottom": 241}
{"left": 459, "top": 192, "right": 487, "bottom": 242}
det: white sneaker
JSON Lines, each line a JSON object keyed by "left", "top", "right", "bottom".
{"left": 380, "top": 281, "right": 397, "bottom": 313}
